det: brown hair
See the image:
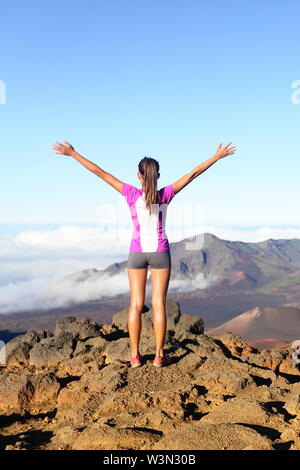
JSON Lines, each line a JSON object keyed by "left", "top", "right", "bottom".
{"left": 138, "top": 157, "right": 160, "bottom": 215}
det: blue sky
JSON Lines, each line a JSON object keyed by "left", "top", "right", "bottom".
{"left": 1, "top": 0, "right": 300, "bottom": 312}
{"left": 1, "top": 0, "right": 299, "bottom": 229}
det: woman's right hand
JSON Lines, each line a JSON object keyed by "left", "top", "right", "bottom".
{"left": 52, "top": 141, "right": 77, "bottom": 157}
{"left": 214, "top": 141, "right": 237, "bottom": 160}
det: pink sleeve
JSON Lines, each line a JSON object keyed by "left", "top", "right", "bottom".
{"left": 121, "top": 183, "right": 140, "bottom": 205}
{"left": 160, "top": 184, "right": 175, "bottom": 204}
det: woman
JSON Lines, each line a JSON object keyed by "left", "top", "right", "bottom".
{"left": 52, "top": 140, "right": 236, "bottom": 368}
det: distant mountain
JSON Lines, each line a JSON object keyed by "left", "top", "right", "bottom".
{"left": 2, "top": 232, "right": 300, "bottom": 345}
{"left": 59, "top": 232, "right": 300, "bottom": 330}
{"left": 206, "top": 306, "right": 300, "bottom": 345}
{"left": 64, "top": 232, "right": 300, "bottom": 292}
{"left": 246, "top": 338, "right": 292, "bottom": 351}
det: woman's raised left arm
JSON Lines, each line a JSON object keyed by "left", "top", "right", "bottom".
{"left": 52, "top": 140, "right": 124, "bottom": 193}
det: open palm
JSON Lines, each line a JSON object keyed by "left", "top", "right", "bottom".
{"left": 215, "top": 142, "right": 237, "bottom": 159}
{"left": 52, "top": 141, "right": 75, "bottom": 156}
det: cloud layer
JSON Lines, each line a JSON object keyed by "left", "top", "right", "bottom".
{"left": 1, "top": 224, "right": 300, "bottom": 314}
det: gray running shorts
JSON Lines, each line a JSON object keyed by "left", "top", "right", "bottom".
{"left": 127, "top": 251, "right": 171, "bottom": 269}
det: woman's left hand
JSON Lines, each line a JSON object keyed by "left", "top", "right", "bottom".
{"left": 52, "top": 141, "right": 76, "bottom": 157}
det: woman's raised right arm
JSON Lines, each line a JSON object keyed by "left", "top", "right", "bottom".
{"left": 171, "top": 141, "right": 237, "bottom": 195}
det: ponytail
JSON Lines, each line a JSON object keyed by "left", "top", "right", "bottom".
{"left": 138, "top": 157, "right": 160, "bottom": 215}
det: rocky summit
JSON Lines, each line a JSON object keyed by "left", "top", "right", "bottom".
{"left": 0, "top": 300, "right": 299, "bottom": 451}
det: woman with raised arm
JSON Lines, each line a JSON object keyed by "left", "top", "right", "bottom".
{"left": 52, "top": 140, "right": 237, "bottom": 368}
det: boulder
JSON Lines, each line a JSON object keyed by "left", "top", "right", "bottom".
{"left": 173, "top": 313, "right": 204, "bottom": 341}
{"left": 0, "top": 370, "right": 60, "bottom": 415}
{"left": 5, "top": 329, "right": 53, "bottom": 366}
{"left": 150, "top": 422, "right": 273, "bottom": 450}
{"left": 29, "top": 332, "right": 75, "bottom": 368}
{"left": 55, "top": 316, "right": 102, "bottom": 340}
{"left": 112, "top": 300, "right": 182, "bottom": 336}
{"left": 72, "top": 425, "right": 161, "bottom": 450}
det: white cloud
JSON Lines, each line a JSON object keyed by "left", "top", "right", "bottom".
{"left": 169, "top": 272, "right": 219, "bottom": 293}
{"left": 0, "top": 271, "right": 131, "bottom": 314}
{"left": 12, "top": 225, "right": 130, "bottom": 254}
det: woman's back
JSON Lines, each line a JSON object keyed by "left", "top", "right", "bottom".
{"left": 121, "top": 183, "right": 175, "bottom": 252}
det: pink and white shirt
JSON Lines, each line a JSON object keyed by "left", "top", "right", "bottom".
{"left": 121, "top": 183, "right": 175, "bottom": 252}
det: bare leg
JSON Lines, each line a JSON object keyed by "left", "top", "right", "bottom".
{"left": 151, "top": 268, "right": 171, "bottom": 356}
{"left": 127, "top": 268, "right": 148, "bottom": 357}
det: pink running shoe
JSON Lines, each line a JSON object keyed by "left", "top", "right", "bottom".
{"left": 130, "top": 353, "right": 143, "bottom": 368}
{"left": 152, "top": 354, "right": 172, "bottom": 367}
